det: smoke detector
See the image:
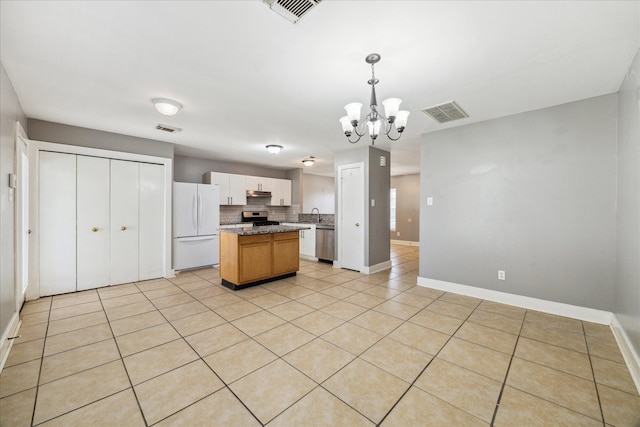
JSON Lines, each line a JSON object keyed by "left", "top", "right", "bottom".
{"left": 263, "top": 0, "right": 322, "bottom": 24}
{"left": 155, "top": 124, "right": 182, "bottom": 133}
{"left": 422, "top": 101, "right": 469, "bottom": 124}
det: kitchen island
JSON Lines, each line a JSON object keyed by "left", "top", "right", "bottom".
{"left": 219, "top": 225, "right": 310, "bottom": 290}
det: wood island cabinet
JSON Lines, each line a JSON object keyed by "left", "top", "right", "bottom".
{"left": 220, "top": 230, "right": 300, "bottom": 290}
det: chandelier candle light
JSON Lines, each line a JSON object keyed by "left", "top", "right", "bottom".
{"left": 340, "top": 53, "right": 409, "bottom": 145}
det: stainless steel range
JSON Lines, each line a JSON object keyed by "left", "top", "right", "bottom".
{"left": 241, "top": 211, "right": 280, "bottom": 226}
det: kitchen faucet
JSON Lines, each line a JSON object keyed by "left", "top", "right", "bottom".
{"left": 311, "top": 207, "right": 320, "bottom": 223}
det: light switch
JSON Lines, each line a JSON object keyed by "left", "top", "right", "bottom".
{"left": 371, "top": 199, "right": 375, "bottom": 207}
{"left": 427, "top": 197, "right": 433, "bottom": 206}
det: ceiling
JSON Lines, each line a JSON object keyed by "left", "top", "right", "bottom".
{"left": 1, "top": 1, "right": 638, "bottom": 177}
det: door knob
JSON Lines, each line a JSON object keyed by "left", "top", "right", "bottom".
{"left": 355, "top": 223, "right": 360, "bottom": 227}
{"left": 92, "top": 227, "right": 98, "bottom": 232}
{"left": 121, "top": 226, "right": 127, "bottom": 231}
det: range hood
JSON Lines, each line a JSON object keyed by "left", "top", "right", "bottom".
{"left": 246, "top": 190, "right": 272, "bottom": 198}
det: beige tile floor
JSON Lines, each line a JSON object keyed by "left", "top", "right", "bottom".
{"left": 1, "top": 244, "right": 639, "bottom": 426}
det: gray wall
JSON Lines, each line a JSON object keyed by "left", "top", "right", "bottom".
{"left": 368, "top": 146, "right": 391, "bottom": 266}
{"left": 286, "top": 168, "right": 303, "bottom": 206}
{"left": 420, "top": 94, "right": 618, "bottom": 311}
{"left": 0, "top": 61, "right": 27, "bottom": 344}
{"left": 334, "top": 146, "right": 391, "bottom": 268}
{"left": 27, "top": 119, "right": 174, "bottom": 159}
{"left": 303, "top": 174, "right": 335, "bottom": 214}
{"left": 390, "top": 174, "right": 420, "bottom": 242}
{"left": 174, "top": 154, "right": 287, "bottom": 183}
{"left": 615, "top": 49, "right": 640, "bottom": 356}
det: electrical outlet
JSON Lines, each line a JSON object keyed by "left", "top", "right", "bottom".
{"left": 498, "top": 270, "right": 506, "bottom": 280}
{"left": 396, "top": 232, "right": 400, "bottom": 237}
{"left": 427, "top": 197, "right": 433, "bottom": 206}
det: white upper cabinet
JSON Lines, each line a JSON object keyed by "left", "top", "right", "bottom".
{"left": 269, "top": 178, "right": 292, "bottom": 206}
{"left": 205, "top": 172, "right": 246, "bottom": 205}
{"left": 246, "top": 176, "right": 273, "bottom": 192}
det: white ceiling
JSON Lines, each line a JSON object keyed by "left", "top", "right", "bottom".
{"left": 1, "top": 1, "right": 638, "bottom": 177}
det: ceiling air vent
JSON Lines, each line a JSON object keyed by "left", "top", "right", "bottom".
{"left": 263, "top": 0, "right": 321, "bottom": 24}
{"left": 422, "top": 101, "right": 469, "bottom": 124}
{"left": 155, "top": 124, "right": 182, "bottom": 133}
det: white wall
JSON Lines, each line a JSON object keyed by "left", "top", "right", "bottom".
{"left": 615, "top": 48, "right": 640, "bottom": 357}
{"left": 302, "top": 173, "right": 334, "bottom": 214}
{"left": 0, "top": 61, "right": 27, "bottom": 349}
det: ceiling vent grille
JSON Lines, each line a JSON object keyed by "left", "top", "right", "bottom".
{"left": 422, "top": 101, "right": 469, "bottom": 124}
{"left": 263, "top": 0, "right": 321, "bottom": 24}
{"left": 156, "top": 124, "right": 182, "bottom": 133}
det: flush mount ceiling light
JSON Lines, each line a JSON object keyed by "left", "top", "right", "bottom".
{"left": 302, "top": 156, "right": 315, "bottom": 166}
{"left": 266, "top": 144, "right": 283, "bottom": 154}
{"left": 152, "top": 98, "right": 182, "bottom": 116}
{"left": 339, "top": 53, "right": 410, "bottom": 145}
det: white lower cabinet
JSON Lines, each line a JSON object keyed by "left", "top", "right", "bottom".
{"left": 38, "top": 152, "right": 165, "bottom": 296}
{"left": 282, "top": 223, "right": 316, "bottom": 259}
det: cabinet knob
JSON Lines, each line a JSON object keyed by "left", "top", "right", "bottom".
{"left": 355, "top": 223, "right": 360, "bottom": 227}
{"left": 92, "top": 227, "right": 98, "bottom": 232}
{"left": 121, "top": 226, "right": 127, "bottom": 231}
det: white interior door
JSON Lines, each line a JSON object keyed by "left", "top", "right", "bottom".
{"left": 39, "top": 151, "right": 76, "bottom": 296}
{"left": 110, "top": 160, "right": 139, "bottom": 284}
{"left": 15, "top": 135, "right": 29, "bottom": 308}
{"left": 197, "top": 184, "right": 219, "bottom": 236}
{"left": 339, "top": 163, "right": 364, "bottom": 271}
{"left": 77, "top": 156, "right": 110, "bottom": 290}
{"left": 139, "top": 163, "right": 165, "bottom": 281}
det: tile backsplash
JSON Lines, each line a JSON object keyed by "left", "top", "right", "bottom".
{"left": 220, "top": 205, "right": 334, "bottom": 224}
{"left": 298, "top": 213, "right": 335, "bottom": 224}
{"left": 220, "top": 204, "right": 300, "bottom": 224}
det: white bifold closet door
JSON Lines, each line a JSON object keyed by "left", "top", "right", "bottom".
{"left": 110, "top": 160, "right": 140, "bottom": 285}
{"left": 38, "top": 152, "right": 165, "bottom": 296}
{"left": 39, "top": 151, "right": 77, "bottom": 296}
{"left": 77, "top": 156, "right": 110, "bottom": 290}
{"left": 139, "top": 163, "right": 165, "bottom": 281}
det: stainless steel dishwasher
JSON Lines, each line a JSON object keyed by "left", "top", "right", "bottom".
{"left": 315, "top": 225, "right": 335, "bottom": 262}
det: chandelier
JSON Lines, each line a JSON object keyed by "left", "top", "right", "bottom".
{"left": 339, "top": 53, "right": 410, "bottom": 145}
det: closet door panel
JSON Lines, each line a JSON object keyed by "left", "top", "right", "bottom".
{"left": 139, "top": 163, "right": 165, "bottom": 281}
{"left": 77, "top": 156, "right": 110, "bottom": 290}
{"left": 110, "top": 160, "right": 139, "bottom": 284}
{"left": 39, "top": 152, "right": 76, "bottom": 296}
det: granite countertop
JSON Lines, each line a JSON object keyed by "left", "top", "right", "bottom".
{"left": 220, "top": 224, "right": 311, "bottom": 235}
{"left": 283, "top": 221, "right": 335, "bottom": 226}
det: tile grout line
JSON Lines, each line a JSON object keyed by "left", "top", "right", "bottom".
{"left": 377, "top": 295, "right": 486, "bottom": 426}
{"left": 582, "top": 321, "right": 607, "bottom": 427}
{"left": 488, "top": 307, "right": 527, "bottom": 426}
{"left": 29, "top": 296, "right": 52, "bottom": 427}
{"left": 141, "top": 276, "right": 265, "bottom": 427}
{"left": 102, "top": 283, "right": 151, "bottom": 427}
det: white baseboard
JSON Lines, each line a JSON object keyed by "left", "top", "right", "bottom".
{"left": 417, "top": 277, "right": 613, "bottom": 325}
{"left": 362, "top": 260, "right": 392, "bottom": 274}
{"left": 0, "top": 313, "right": 21, "bottom": 373}
{"left": 611, "top": 314, "right": 640, "bottom": 394}
{"left": 391, "top": 239, "right": 420, "bottom": 247}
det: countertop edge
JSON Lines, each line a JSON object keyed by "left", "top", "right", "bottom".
{"left": 220, "top": 225, "right": 311, "bottom": 235}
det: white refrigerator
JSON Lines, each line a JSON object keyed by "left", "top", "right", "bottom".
{"left": 173, "top": 182, "right": 220, "bottom": 270}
